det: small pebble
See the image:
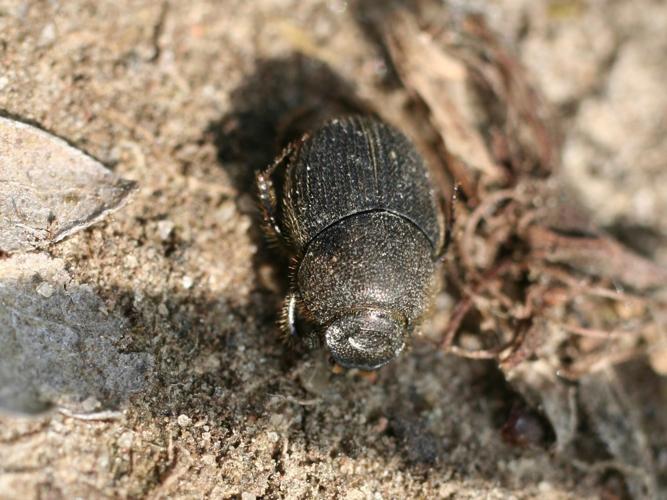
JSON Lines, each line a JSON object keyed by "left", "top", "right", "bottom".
{"left": 38, "top": 23, "right": 56, "bottom": 47}
{"left": 267, "top": 431, "right": 280, "bottom": 443}
{"left": 124, "top": 255, "right": 138, "bottom": 268}
{"left": 36, "top": 282, "right": 55, "bottom": 298}
{"left": 344, "top": 489, "right": 366, "bottom": 500}
{"left": 177, "top": 414, "right": 192, "bottom": 427}
{"left": 157, "top": 220, "right": 174, "bottom": 241}
{"left": 117, "top": 431, "right": 134, "bottom": 450}
{"left": 327, "top": 0, "right": 348, "bottom": 14}
{"left": 216, "top": 200, "right": 236, "bottom": 223}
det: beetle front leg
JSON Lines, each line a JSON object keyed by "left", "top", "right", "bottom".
{"left": 278, "top": 291, "right": 300, "bottom": 339}
{"left": 278, "top": 291, "right": 322, "bottom": 349}
{"left": 285, "top": 292, "right": 299, "bottom": 338}
{"left": 256, "top": 161, "right": 286, "bottom": 243}
{"left": 256, "top": 140, "right": 304, "bottom": 245}
{"left": 437, "top": 182, "right": 460, "bottom": 259}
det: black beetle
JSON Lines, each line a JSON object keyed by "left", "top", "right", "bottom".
{"left": 256, "top": 116, "right": 451, "bottom": 370}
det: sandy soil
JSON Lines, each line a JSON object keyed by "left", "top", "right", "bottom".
{"left": 1, "top": 1, "right": 666, "bottom": 498}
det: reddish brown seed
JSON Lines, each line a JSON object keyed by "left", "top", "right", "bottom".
{"left": 501, "top": 406, "right": 551, "bottom": 448}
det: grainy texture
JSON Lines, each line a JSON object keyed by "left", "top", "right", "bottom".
{"left": 0, "top": 1, "right": 666, "bottom": 499}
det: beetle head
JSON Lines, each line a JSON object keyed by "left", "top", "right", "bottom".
{"left": 324, "top": 309, "right": 406, "bottom": 370}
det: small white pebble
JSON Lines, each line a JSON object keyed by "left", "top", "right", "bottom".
{"left": 80, "top": 397, "right": 102, "bottom": 412}
{"left": 38, "top": 23, "right": 56, "bottom": 47}
{"left": 133, "top": 289, "right": 145, "bottom": 305}
{"left": 327, "top": 0, "right": 348, "bottom": 14}
{"left": 36, "top": 282, "right": 54, "bottom": 298}
{"left": 177, "top": 414, "right": 191, "bottom": 427}
{"left": 241, "top": 493, "right": 256, "bottom": 500}
{"left": 538, "top": 481, "right": 554, "bottom": 493}
{"left": 117, "top": 431, "right": 134, "bottom": 450}
{"left": 216, "top": 201, "right": 236, "bottom": 223}
{"left": 344, "top": 489, "right": 366, "bottom": 500}
{"left": 182, "top": 275, "right": 193, "bottom": 289}
{"left": 157, "top": 220, "right": 174, "bottom": 241}
{"left": 267, "top": 431, "right": 280, "bottom": 443}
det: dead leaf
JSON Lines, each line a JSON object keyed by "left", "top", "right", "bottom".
{"left": 382, "top": 14, "right": 502, "bottom": 197}
{"left": 579, "top": 366, "right": 659, "bottom": 499}
{"left": 0, "top": 253, "right": 153, "bottom": 415}
{"left": 0, "top": 116, "right": 137, "bottom": 253}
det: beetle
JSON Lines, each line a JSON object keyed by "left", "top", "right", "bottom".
{"left": 256, "top": 115, "right": 452, "bottom": 370}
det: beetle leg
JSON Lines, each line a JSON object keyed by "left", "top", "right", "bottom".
{"left": 445, "top": 182, "right": 460, "bottom": 252}
{"left": 279, "top": 292, "right": 300, "bottom": 338}
{"left": 437, "top": 182, "right": 460, "bottom": 259}
{"left": 256, "top": 145, "right": 291, "bottom": 243}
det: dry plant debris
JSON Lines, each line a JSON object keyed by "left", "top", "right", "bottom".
{"left": 370, "top": 2, "right": 667, "bottom": 496}
{"left": 1, "top": 0, "right": 666, "bottom": 498}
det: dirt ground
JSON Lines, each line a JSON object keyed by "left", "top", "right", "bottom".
{"left": 1, "top": 0, "right": 666, "bottom": 498}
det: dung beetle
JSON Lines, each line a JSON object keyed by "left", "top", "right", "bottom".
{"left": 256, "top": 116, "right": 451, "bottom": 370}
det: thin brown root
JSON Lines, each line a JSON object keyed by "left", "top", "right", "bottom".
{"left": 440, "top": 296, "right": 473, "bottom": 349}
{"left": 557, "top": 347, "right": 649, "bottom": 380}
{"left": 561, "top": 323, "right": 639, "bottom": 339}
{"left": 440, "top": 259, "right": 520, "bottom": 354}
{"left": 448, "top": 335, "right": 517, "bottom": 359}
{"left": 448, "top": 345, "right": 502, "bottom": 359}
{"left": 460, "top": 189, "right": 519, "bottom": 278}
{"left": 536, "top": 264, "right": 648, "bottom": 303}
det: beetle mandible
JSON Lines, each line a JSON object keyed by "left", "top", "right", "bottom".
{"left": 256, "top": 115, "right": 451, "bottom": 370}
